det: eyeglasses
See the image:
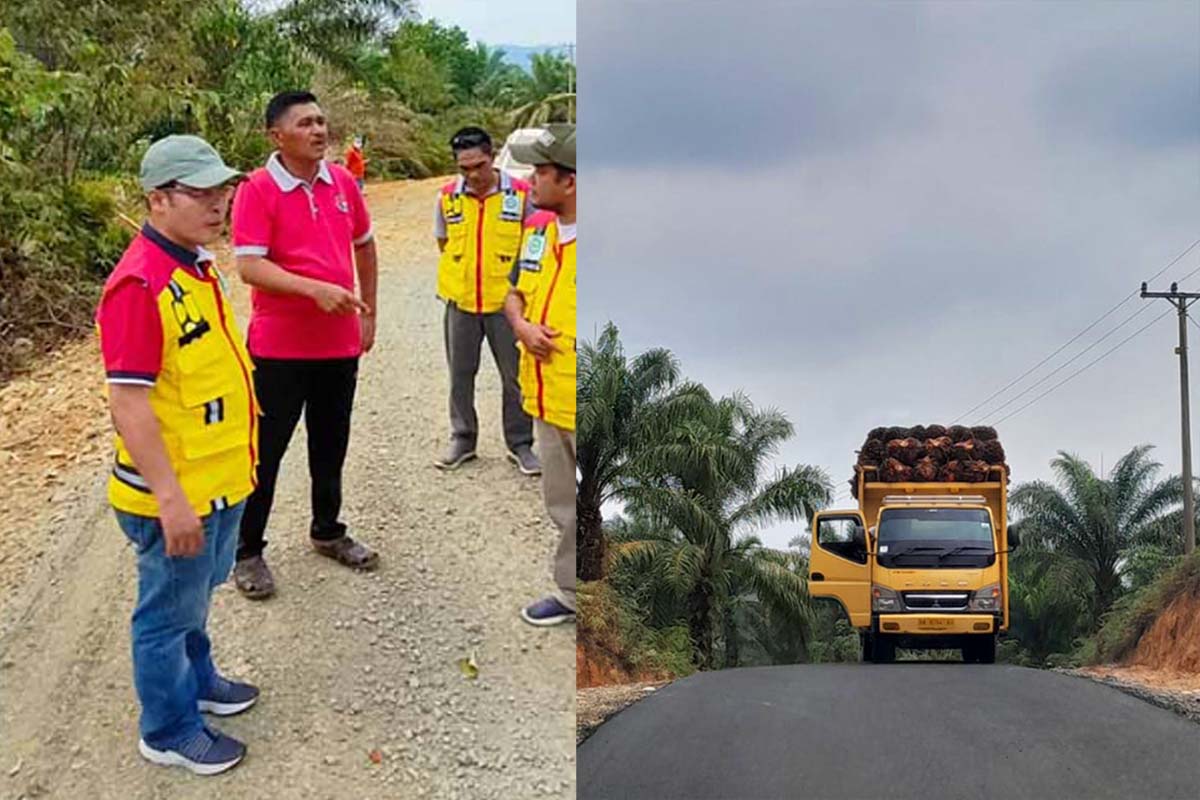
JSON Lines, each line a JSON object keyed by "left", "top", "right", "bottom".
{"left": 157, "top": 183, "right": 235, "bottom": 203}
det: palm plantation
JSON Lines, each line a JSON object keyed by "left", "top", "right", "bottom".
{"left": 580, "top": 325, "right": 1196, "bottom": 672}
{"left": 582, "top": 327, "right": 831, "bottom": 668}
{"left": 1010, "top": 445, "right": 1185, "bottom": 628}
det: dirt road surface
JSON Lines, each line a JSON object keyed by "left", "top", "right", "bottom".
{"left": 0, "top": 179, "right": 575, "bottom": 799}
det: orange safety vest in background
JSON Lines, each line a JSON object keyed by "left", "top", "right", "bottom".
{"left": 345, "top": 147, "right": 366, "bottom": 179}
{"left": 438, "top": 172, "right": 530, "bottom": 314}
{"left": 514, "top": 211, "right": 576, "bottom": 432}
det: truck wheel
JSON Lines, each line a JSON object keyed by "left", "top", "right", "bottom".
{"left": 860, "top": 633, "right": 873, "bottom": 663}
{"left": 872, "top": 635, "right": 896, "bottom": 664}
{"left": 979, "top": 634, "right": 997, "bottom": 664}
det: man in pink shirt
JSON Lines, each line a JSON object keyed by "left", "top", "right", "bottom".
{"left": 230, "top": 90, "right": 378, "bottom": 599}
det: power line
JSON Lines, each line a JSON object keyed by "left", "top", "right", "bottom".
{"left": 979, "top": 302, "right": 1156, "bottom": 424}
{"left": 952, "top": 237, "right": 1200, "bottom": 424}
{"left": 990, "top": 307, "right": 1174, "bottom": 427}
{"left": 979, "top": 261, "right": 1200, "bottom": 424}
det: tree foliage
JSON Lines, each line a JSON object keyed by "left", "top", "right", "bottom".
{"left": 0, "top": 3, "right": 575, "bottom": 380}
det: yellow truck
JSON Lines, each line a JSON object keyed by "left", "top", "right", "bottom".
{"left": 808, "top": 463, "right": 1019, "bottom": 663}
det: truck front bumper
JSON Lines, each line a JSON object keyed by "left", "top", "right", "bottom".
{"left": 877, "top": 614, "right": 996, "bottom": 635}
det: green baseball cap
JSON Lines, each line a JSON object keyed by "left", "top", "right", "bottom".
{"left": 139, "top": 135, "right": 241, "bottom": 192}
{"left": 510, "top": 124, "right": 576, "bottom": 171}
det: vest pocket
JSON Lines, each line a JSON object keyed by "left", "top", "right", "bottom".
{"left": 175, "top": 339, "right": 247, "bottom": 460}
{"left": 491, "top": 226, "right": 523, "bottom": 278}
{"left": 445, "top": 223, "right": 468, "bottom": 256}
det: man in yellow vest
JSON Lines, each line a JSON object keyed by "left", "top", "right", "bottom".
{"left": 95, "top": 136, "right": 259, "bottom": 774}
{"left": 434, "top": 126, "right": 539, "bottom": 475}
{"left": 504, "top": 124, "right": 577, "bottom": 626}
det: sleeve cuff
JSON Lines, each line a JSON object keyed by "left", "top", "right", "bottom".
{"left": 106, "top": 371, "right": 156, "bottom": 387}
{"left": 353, "top": 228, "right": 374, "bottom": 247}
{"left": 234, "top": 245, "right": 269, "bottom": 257}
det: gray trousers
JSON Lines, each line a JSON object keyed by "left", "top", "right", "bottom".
{"left": 443, "top": 302, "right": 533, "bottom": 450}
{"left": 536, "top": 419, "right": 576, "bottom": 610}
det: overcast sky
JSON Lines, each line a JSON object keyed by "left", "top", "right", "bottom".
{"left": 580, "top": 0, "right": 1200, "bottom": 549}
{"left": 417, "top": 0, "right": 575, "bottom": 44}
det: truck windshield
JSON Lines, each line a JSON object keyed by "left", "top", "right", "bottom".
{"left": 876, "top": 508, "right": 995, "bottom": 568}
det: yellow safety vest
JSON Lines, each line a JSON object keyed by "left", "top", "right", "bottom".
{"left": 101, "top": 248, "right": 259, "bottom": 517}
{"left": 438, "top": 174, "right": 529, "bottom": 314}
{"left": 514, "top": 213, "right": 576, "bottom": 432}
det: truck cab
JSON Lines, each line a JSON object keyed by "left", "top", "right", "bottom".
{"left": 808, "top": 466, "right": 1017, "bottom": 663}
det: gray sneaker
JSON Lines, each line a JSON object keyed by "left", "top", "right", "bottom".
{"left": 507, "top": 445, "right": 541, "bottom": 476}
{"left": 434, "top": 439, "right": 477, "bottom": 471}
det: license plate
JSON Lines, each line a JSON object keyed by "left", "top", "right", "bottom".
{"left": 917, "top": 618, "right": 953, "bottom": 629}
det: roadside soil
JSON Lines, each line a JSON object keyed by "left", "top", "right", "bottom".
{"left": 0, "top": 178, "right": 575, "bottom": 799}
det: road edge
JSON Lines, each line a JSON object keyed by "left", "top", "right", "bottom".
{"left": 1054, "top": 667, "right": 1200, "bottom": 724}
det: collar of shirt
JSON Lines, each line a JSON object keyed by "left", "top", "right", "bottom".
{"left": 266, "top": 152, "right": 334, "bottom": 192}
{"left": 141, "top": 223, "right": 213, "bottom": 276}
{"left": 454, "top": 170, "right": 514, "bottom": 198}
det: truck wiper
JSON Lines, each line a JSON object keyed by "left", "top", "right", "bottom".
{"left": 938, "top": 545, "right": 993, "bottom": 560}
{"left": 888, "top": 545, "right": 945, "bottom": 562}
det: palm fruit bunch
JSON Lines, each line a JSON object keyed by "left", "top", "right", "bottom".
{"left": 848, "top": 423, "right": 1009, "bottom": 498}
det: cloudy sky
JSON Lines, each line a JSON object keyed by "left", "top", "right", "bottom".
{"left": 580, "top": 1, "right": 1200, "bottom": 549}
{"left": 417, "top": 0, "right": 575, "bottom": 44}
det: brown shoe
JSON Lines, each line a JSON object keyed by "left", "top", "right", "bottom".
{"left": 311, "top": 535, "right": 379, "bottom": 571}
{"left": 233, "top": 555, "right": 275, "bottom": 600}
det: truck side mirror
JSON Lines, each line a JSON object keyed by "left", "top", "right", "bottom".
{"left": 1008, "top": 527, "right": 1020, "bottom": 551}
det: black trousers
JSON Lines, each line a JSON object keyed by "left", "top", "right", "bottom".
{"left": 237, "top": 356, "right": 358, "bottom": 561}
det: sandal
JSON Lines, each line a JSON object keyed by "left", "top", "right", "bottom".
{"left": 233, "top": 555, "right": 276, "bottom": 600}
{"left": 311, "top": 535, "right": 379, "bottom": 571}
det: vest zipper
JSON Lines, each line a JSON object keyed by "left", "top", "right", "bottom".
{"left": 474, "top": 196, "right": 485, "bottom": 313}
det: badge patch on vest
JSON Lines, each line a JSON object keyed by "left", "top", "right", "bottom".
{"left": 335, "top": 193, "right": 350, "bottom": 213}
{"left": 167, "top": 280, "right": 212, "bottom": 346}
{"left": 445, "top": 194, "right": 465, "bottom": 224}
{"left": 500, "top": 191, "right": 523, "bottom": 222}
{"left": 519, "top": 229, "right": 547, "bottom": 271}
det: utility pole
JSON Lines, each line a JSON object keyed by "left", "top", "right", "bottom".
{"left": 1141, "top": 281, "right": 1199, "bottom": 554}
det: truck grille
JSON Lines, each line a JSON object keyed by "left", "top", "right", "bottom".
{"left": 902, "top": 592, "right": 969, "bottom": 611}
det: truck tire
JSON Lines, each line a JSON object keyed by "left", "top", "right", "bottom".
{"left": 860, "top": 633, "right": 873, "bottom": 663}
{"left": 963, "top": 634, "right": 996, "bottom": 664}
{"left": 979, "top": 633, "right": 997, "bottom": 664}
{"left": 872, "top": 635, "right": 896, "bottom": 664}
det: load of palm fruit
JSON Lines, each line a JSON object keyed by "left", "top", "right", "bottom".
{"left": 848, "top": 423, "right": 1009, "bottom": 498}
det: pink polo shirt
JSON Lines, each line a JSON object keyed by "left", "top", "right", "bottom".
{"left": 231, "top": 154, "right": 373, "bottom": 359}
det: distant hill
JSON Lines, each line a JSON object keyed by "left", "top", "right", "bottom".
{"left": 496, "top": 43, "right": 574, "bottom": 72}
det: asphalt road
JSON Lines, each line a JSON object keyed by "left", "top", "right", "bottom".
{"left": 577, "top": 664, "right": 1200, "bottom": 800}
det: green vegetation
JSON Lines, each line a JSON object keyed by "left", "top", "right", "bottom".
{"left": 0, "top": 1, "right": 575, "bottom": 379}
{"left": 579, "top": 325, "right": 1197, "bottom": 675}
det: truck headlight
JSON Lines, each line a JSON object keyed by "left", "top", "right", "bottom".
{"left": 969, "top": 583, "right": 1001, "bottom": 612}
{"left": 872, "top": 584, "right": 902, "bottom": 612}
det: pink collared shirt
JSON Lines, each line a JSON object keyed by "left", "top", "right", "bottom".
{"left": 231, "top": 153, "right": 373, "bottom": 360}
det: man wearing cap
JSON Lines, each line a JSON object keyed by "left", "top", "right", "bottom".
{"left": 96, "top": 135, "right": 259, "bottom": 774}
{"left": 230, "top": 90, "right": 379, "bottom": 599}
{"left": 433, "top": 126, "right": 540, "bottom": 476}
{"left": 503, "top": 124, "right": 577, "bottom": 626}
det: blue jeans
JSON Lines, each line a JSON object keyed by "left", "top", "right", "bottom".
{"left": 115, "top": 502, "right": 243, "bottom": 749}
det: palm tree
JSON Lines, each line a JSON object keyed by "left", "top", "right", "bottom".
{"left": 611, "top": 392, "right": 832, "bottom": 669}
{"left": 727, "top": 549, "right": 815, "bottom": 667}
{"left": 508, "top": 51, "right": 575, "bottom": 126}
{"left": 578, "top": 323, "right": 697, "bottom": 580}
{"left": 1010, "top": 445, "right": 1184, "bottom": 628}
